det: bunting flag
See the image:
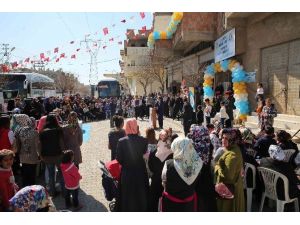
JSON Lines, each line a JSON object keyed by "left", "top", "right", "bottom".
{"left": 140, "top": 12, "right": 145, "bottom": 19}
{"left": 12, "top": 62, "right": 18, "bottom": 68}
{"left": 103, "top": 46, "right": 107, "bottom": 49}
{"left": 118, "top": 41, "right": 122, "bottom": 45}
{"left": 54, "top": 47, "right": 59, "bottom": 53}
{"left": 44, "top": 57, "right": 50, "bottom": 62}
{"left": 70, "top": 41, "right": 75, "bottom": 44}
{"left": 24, "top": 57, "right": 30, "bottom": 63}
{"left": 76, "top": 48, "right": 80, "bottom": 52}
{"left": 71, "top": 54, "right": 76, "bottom": 59}
{"left": 109, "top": 38, "right": 114, "bottom": 42}
{"left": 103, "top": 27, "right": 109, "bottom": 35}
{"left": 40, "top": 53, "right": 45, "bottom": 59}
{"left": 56, "top": 58, "right": 60, "bottom": 63}
{"left": 60, "top": 53, "right": 65, "bottom": 58}
{"left": 121, "top": 19, "right": 126, "bottom": 23}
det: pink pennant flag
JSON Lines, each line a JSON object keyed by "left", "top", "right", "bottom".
{"left": 24, "top": 57, "right": 30, "bottom": 63}
{"left": 40, "top": 53, "right": 45, "bottom": 59}
{"left": 56, "top": 58, "right": 60, "bottom": 63}
{"left": 70, "top": 41, "right": 75, "bottom": 44}
{"left": 103, "top": 46, "right": 107, "bottom": 49}
{"left": 118, "top": 41, "right": 122, "bottom": 45}
{"left": 71, "top": 54, "right": 76, "bottom": 59}
{"left": 54, "top": 47, "right": 59, "bottom": 53}
{"left": 140, "top": 12, "right": 145, "bottom": 19}
{"left": 76, "top": 48, "right": 80, "bottom": 52}
{"left": 44, "top": 57, "right": 50, "bottom": 62}
{"left": 60, "top": 53, "right": 65, "bottom": 58}
{"left": 103, "top": 27, "right": 109, "bottom": 35}
{"left": 109, "top": 38, "right": 114, "bottom": 42}
{"left": 121, "top": 19, "right": 126, "bottom": 23}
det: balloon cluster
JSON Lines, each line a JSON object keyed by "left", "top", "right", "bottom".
{"left": 202, "top": 59, "right": 250, "bottom": 121}
{"left": 148, "top": 12, "right": 183, "bottom": 49}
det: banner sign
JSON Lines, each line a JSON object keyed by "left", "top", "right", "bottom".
{"left": 214, "top": 28, "right": 235, "bottom": 63}
{"left": 189, "top": 87, "right": 195, "bottom": 112}
{"left": 245, "top": 72, "right": 256, "bottom": 83}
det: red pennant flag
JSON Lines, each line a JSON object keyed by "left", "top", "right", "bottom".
{"left": 60, "top": 53, "right": 65, "bottom": 58}
{"left": 44, "top": 57, "right": 50, "bottom": 62}
{"left": 140, "top": 12, "right": 145, "bottom": 19}
{"left": 76, "top": 48, "right": 80, "bottom": 52}
{"left": 142, "top": 26, "right": 146, "bottom": 31}
{"left": 56, "top": 58, "right": 60, "bottom": 63}
{"left": 54, "top": 47, "right": 59, "bottom": 53}
{"left": 70, "top": 41, "right": 75, "bottom": 44}
{"left": 121, "top": 19, "right": 126, "bottom": 23}
{"left": 71, "top": 54, "right": 76, "bottom": 59}
{"left": 103, "top": 27, "right": 109, "bottom": 35}
{"left": 118, "top": 41, "right": 122, "bottom": 45}
{"left": 109, "top": 38, "right": 114, "bottom": 42}
{"left": 1, "top": 64, "right": 10, "bottom": 72}
{"left": 24, "top": 57, "right": 30, "bottom": 63}
{"left": 40, "top": 53, "right": 45, "bottom": 59}
{"left": 103, "top": 46, "right": 107, "bottom": 49}
{"left": 12, "top": 62, "right": 18, "bottom": 68}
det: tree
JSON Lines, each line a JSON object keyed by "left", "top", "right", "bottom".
{"left": 134, "top": 66, "right": 154, "bottom": 96}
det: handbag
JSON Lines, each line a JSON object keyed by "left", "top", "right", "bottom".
{"left": 215, "top": 182, "right": 234, "bottom": 199}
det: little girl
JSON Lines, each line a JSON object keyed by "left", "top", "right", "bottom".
{"left": 60, "top": 150, "right": 82, "bottom": 211}
{"left": 0, "top": 149, "right": 18, "bottom": 211}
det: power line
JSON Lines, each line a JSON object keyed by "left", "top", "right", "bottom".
{"left": 56, "top": 13, "right": 76, "bottom": 40}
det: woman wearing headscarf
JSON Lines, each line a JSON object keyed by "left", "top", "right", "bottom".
{"left": 0, "top": 115, "right": 14, "bottom": 151}
{"left": 116, "top": 118, "right": 149, "bottom": 211}
{"left": 14, "top": 116, "right": 40, "bottom": 187}
{"left": 260, "top": 145, "right": 300, "bottom": 207}
{"left": 214, "top": 128, "right": 245, "bottom": 212}
{"left": 148, "top": 130, "right": 173, "bottom": 211}
{"left": 62, "top": 112, "right": 83, "bottom": 168}
{"left": 160, "top": 137, "right": 203, "bottom": 212}
{"left": 188, "top": 125, "right": 217, "bottom": 211}
{"left": 9, "top": 185, "right": 56, "bottom": 212}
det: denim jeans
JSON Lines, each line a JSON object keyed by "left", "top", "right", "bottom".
{"left": 65, "top": 188, "right": 79, "bottom": 208}
{"left": 45, "top": 163, "right": 65, "bottom": 196}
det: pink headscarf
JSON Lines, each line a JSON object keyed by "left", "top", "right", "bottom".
{"left": 37, "top": 116, "right": 47, "bottom": 133}
{"left": 124, "top": 118, "right": 138, "bottom": 135}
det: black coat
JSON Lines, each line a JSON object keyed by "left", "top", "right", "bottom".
{"left": 254, "top": 135, "right": 277, "bottom": 158}
{"left": 116, "top": 134, "right": 149, "bottom": 212}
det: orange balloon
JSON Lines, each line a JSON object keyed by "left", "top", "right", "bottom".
{"left": 160, "top": 31, "right": 167, "bottom": 39}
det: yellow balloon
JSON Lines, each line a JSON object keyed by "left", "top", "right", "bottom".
{"left": 148, "top": 33, "right": 154, "bottom": 41}
{"left": 160, "top": 31, "right": 167, "bottom": 39}
{"left": 173, "top": 12, "right": 183, "bottom": 21}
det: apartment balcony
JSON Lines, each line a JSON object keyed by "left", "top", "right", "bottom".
{"left": 172, "top": 13, "right": 218, "bottom": 52}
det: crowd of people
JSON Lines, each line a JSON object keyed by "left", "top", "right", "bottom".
{"left": 0, "top": 84, "right": 299, "bottom": 212}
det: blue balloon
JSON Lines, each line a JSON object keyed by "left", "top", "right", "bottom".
{"left": 166, "top": 31, "right": 172, "bottom": 39}
{"left": 153, "top": 31, "right": 160, "bottom": 40}
{"left": 232, "top": 67, "right": 246, "bottom": 82}
{"left": 220, "top": 60, "right": 229, "bottom": 71}
{"left": 234, "top": 100, "right": 250, "bottom": 114}
{"left": 205, "top": 64, "right": 215, "bottom": 75}
{"left": 203, "top": 86, "right": 214, "bottom": 97}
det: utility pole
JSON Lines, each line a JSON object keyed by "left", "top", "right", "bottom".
{"left": 0, "top": 44, "right": 15, "bottom": 64}
{"left": 80, "top": 37, "right": 102, "bottom": 85}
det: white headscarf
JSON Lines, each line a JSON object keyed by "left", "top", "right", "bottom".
{"left": 268, "top": 145, "right": 285, "bottom": 161}
{"left": 155, "top": 130, "right": 172, "bottom": 162}
{"left": 171, "top": 137, "right": 203, "bottom": 185}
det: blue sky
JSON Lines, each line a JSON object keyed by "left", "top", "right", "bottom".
{"left": 0, "top": 12, "right": 153, "bottom": 84}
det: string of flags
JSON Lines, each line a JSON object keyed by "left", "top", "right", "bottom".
{"left": 6, "top": 12, "right": 149, "bottom": 69}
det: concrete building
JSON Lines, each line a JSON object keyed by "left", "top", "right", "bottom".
{"left": 120, "top": 29, "right": 162, "bottom": 96}
{"left": 152, "top": 12, "right": 222, "bottom": 107}
{"left": 224, "top": 13, "right": 300, "bottom": 116}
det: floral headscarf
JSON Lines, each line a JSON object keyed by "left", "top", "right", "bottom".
{"left": 221, "top": 128, "right": 237, "bottom": 148}
{"left": 12, "top": 114, "right": 31, "bottom": 132}
{"left": 9, "top": 185, "right": 50, "bottom": 212}
{"left": 171, "top": 137, "right": 203, "bottom": 185}
{"left": 268, "top": 145, "right": 285, "bottom": 161}
{"left": 188, "top": 125, "right": 211, "bottom": 165}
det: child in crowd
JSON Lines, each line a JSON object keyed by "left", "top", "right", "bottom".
{"left": 60, "top": 150, "right": 82, "bottom": 211}
{"left": 220, "top": 101, "right": 229, "bottom": 128}
{"left": 204, "top": 98, "right": 212, "bottom": 125}
{"left": 0, "top": 149, "right": 18, "bottom": 211}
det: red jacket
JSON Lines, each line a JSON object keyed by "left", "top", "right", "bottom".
{"left": 60, "top": 163, "right": 82, "bottom": 190}
{"left": 0, "top": 168, "right": 15, "bottom": 211}
{"left": 0, "top": 128, "right": 12, "bottom": 150}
